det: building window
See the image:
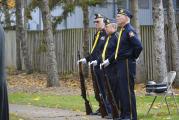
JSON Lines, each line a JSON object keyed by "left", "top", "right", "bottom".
{"left": 162, "top": 0, "right": 167, "bottom": 9}
{"left": 138, "top": 0, "right": 149, "bottom": 9}
{"left": 163, "top": 0, "right": 179, "bottom": 9}
{"left": 176, "top": 0, "right": 179, "bottom": 9}
{"left": 116, "top": 0, "right": 127, "bottom": 8}
{"left": 99, "top": 1, "right": 107, "bottom": 8}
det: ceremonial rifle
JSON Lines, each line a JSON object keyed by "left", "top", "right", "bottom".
{"left": 77, "top": 51, "right": 93, "bottom": 115}
{"left": 90, "top": 64, "right": 109, "bottom": 117}
{"left": 92, "top": 53, "right": 120, "bottom": 118}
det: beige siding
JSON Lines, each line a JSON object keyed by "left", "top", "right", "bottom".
{"left": 5, "top": 30, "right": 16, "bottom": 68}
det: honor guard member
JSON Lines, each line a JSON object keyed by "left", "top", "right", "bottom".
{"left": 99, "top": 18, "right": 121, "bottom": 111}
{"left": 115, "top": 9, "right": 143, "bottom": 120}
{"left": 78, "top": 13, "right": 111, "bottom": 115}
{"left": 0, "top": 23, "right": 9, "bottom": 120}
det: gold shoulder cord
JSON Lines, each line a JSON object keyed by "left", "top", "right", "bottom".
{"left": 102, "top": 35, "right": 111, "bottom": 62}
{"left": 115, "top": 28, "right": 124, "bottom": 59}
{"left": 90, "top": 31, "right": 100, "bottom": 53}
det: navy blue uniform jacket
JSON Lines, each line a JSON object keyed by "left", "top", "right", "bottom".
{"left": 116, "top": 23, "right": 143, "bottom": 60}
{"left": 85, "top": 29, "right": 107, "bottom": 63}
{"left": 100, "top": 32, "right": 118, "bottom": 64}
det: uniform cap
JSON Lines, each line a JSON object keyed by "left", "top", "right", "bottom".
{"left": 94, "top": 13, "right": 103, "bottom": 19}
{"left": 103, "top": 18, "right": 116, "bottom": 25}
{"left": 117, "top": 8, "right": 133, "bottom": 19}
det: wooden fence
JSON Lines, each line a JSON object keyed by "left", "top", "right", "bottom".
{"left": 4, "top": 25, "right": 179, "bottom": 81}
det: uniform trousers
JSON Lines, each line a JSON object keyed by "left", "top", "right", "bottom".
{"left": 104, "top": 62, "right": 120, "bottom": 109}
{"left": 94, "top": 66, "right": 112, "bottom": 114}
{"left": 116, "top": 59, "right": 137, "bottom": 120}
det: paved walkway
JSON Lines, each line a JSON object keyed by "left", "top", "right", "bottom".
{"left": 10, "top": 104, "right": 107, "bottom": 120}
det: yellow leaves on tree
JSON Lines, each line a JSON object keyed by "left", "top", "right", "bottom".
{"left": 7, "top": 0, "right": 15, "bottom": 9}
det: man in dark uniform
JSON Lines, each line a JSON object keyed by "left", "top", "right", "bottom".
{"left": 0, "top": 23, "right": 9, "bottom": 120}
{"left": 99, "top": 18, "right": 121, "bottom": 118}
{"left": 78, "top": 14, "right": 111, "bottom": 116}
{"left": 92, "top": 19, "right": 119, "bottom": 120}
{"left": 115, "top": 8, "right": 143, "bottom": 120}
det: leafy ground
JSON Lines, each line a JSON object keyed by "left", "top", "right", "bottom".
{"left": 7, "top": 71, "right": 147, "bottom": 96}
{"left": 7, "top": 72, "right": 179, "bottom": 120}
{"left": 10, "top": 113, "right": 27, "bottom": 120}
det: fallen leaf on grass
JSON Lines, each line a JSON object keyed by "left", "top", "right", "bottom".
{"left": 33, "top": 97, "right": 40, "bottom": 101}
{"left": 153, "top": 106, "right": 159, "bottom": 109}
{"left": 82, "top": 116, "right": 90, "bottom": 120}
{"left": 164, "top": 116, "right": 171, "bottom": 119}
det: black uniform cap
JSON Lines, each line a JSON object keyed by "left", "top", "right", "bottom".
{"left": 117, "top": 8, "right": 133, "bottom": 19}
{"left": 103, "top": 18, "right": 116, "bottom": 25}
{"left": 94, "top": 13, "right": 103, "bottom": 19}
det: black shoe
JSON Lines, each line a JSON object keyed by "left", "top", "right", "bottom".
{"left": 113, "top": 117, "right": 122, "bottom": 120}
{"left": 104, "top": 113, "right": 112, "bottom": 119}
{"left": 90, "top": 109, "right": 100, "bottom": 115}
{"left": 120, "top": 117, "right": 130, "bottom": 120}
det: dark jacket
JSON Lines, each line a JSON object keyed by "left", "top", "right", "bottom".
{"left": 98, "top": 31, "right": 118, "bottom": 64}
{"left": 0, "top": 24, "right": 9, "bottom": 120}
{"left": 85, "top": 29, "right": 107, "bottom": 63}
{"left": 116, "top": 23, "right": 143, "bottom": 60}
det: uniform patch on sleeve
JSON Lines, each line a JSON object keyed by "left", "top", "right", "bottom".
{"left": 129, "top": 31, "right": 135, "bottom": 37}
{"left": 100, "top": 36, "right": 105, "bottom": 40}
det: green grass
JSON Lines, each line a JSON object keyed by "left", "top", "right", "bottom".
{"left": 137, "top": 96, "right": 179, "bottom": 120}
{"left": 9, "top": 93, "right": 179, "bottom": 120}
{"left": 9, "top": 92, "right": 98, "bottom": 112}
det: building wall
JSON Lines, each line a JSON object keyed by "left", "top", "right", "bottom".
{"left": 89, "top": 2, "right": 116, "bottom": 27}
{"left": 137, "top": 0, "right": 153, "bottom": 25}
{"left": 176, "top": 14, "right": 179, "bottom": 23}
{"left": 27, "top": 0, "right": 179, "bottom": 30}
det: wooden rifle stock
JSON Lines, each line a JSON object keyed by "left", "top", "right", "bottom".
{"left": 77, "top": 51, "right": 93, "bottom": 115}
{"left": 90, "top": 64, "right": 108, "bottom": 117}
{"left": 102, "top": 67, "right": 120, "bottom": 119}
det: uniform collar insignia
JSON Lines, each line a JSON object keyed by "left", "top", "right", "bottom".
{"left": 100, "top": 36, "right": 105, "bottom": 40}
{"left": 120, "top": 9, "right": 124, "bottom": 13}
{"left": 129, "top": 31, "right": 135, "bottom": 37}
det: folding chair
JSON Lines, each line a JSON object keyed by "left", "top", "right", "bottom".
{"left": 145, "top": 71, "right": 179, "bottom": 115}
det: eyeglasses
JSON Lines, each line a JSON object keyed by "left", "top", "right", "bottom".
{"left": 94, "top": 21, "right": 100, "bottom": 23}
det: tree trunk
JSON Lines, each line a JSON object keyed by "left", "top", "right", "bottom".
{"left": 82, "top": 3, "right": 89, "bottom": 78}
{"left": 15, "top": 0, "right": 22, "bottom": 70}
{"left": 40, "top": 0, "right": 59, "bottom": 87}
{"left": 152, "top": 0, "right": 167, "bottom": 82}
{"left": 16, "top": 0, "right": 33, "bottom": 74}
{"left": 166, "top": 0, "right": 179, "bottom": 87}
{"left": 3, "top": 4, "right": 11, "bottom": 28}
{"left": 24, "top": 0, "right": 33, "bottom": 74}
{"left": 131, "top": 0, "right": 146, "bottom": 83}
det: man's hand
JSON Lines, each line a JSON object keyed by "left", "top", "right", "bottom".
{"left": 77, "top": 58, "right": 87, "bottom": 64}
{"left": 89, "top": 60, "right": 97, "bottom": 67}
{"left": 100, "top": 59, "right": 109, "bottom": 69}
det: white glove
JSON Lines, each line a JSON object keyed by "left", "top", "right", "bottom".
{"left": 77, "top": 58, "right": 87, "bottom": 64}
{"left": 101, "top": 59, "right": 110, "bottom": 68}
{"left": 90, "top": 60, "right": 98, "bottom": 67}
{"left": 100, "top": 63, "right": 103, "bottom": 70}
{"left": 136, "top": 58, "right": 139, "bottom": 62}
